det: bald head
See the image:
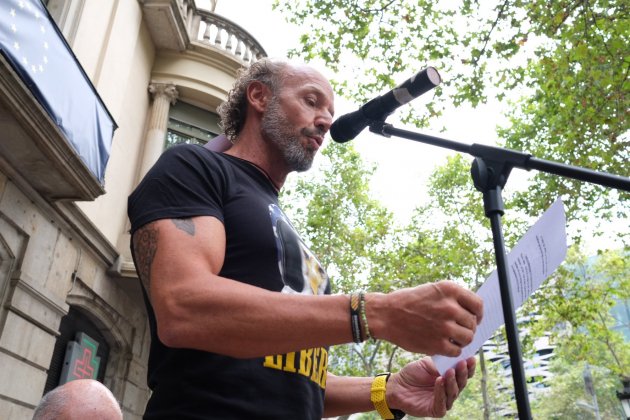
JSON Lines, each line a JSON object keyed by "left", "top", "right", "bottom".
{"left": 33, "top": 380, "right": 122, "bottom": 420}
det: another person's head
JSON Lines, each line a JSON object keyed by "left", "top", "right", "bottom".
{"left": 218, "top": 58, "right": 335, "bottom": 172}
{"left": 32, "top": 379, "right": 122, "bottom": 420}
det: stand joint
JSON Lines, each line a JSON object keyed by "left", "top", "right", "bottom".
{"left": 471, "top": 158, "right": 514, "bottom": 217}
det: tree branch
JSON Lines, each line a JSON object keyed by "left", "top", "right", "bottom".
{"left": 386, "top": 344, "right": 399, "bottom": 372}
{"left": 352, "top": 344, "right": 371, "bottom": 373}
{"left": 472, "top": 0, "right": 511, "bottom": 66}
{"left": 354, "top": 0, "right": 398, "bottom": 14}
{"left": 595, "top": 310, "right": 623, "bottom": 371}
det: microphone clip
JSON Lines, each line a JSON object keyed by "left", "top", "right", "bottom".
{"left": 368, "top": 121, "right": 392, "bottom": 138}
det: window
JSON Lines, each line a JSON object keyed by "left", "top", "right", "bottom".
{"left": 43, "top": 0, "right": 85, "bottom": 45}
{"left": 165, "top": 102, "right": 220, "bottom": 149}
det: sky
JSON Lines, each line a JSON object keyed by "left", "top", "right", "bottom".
{"left": 209, "top": 0, "right": 525, "bottom": 221}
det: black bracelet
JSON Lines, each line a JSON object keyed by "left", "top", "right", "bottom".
{"left": 350, "top": 292, "right": 363, "bottom": 343}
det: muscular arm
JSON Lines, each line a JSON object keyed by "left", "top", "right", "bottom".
{"left": 131, "top": 215, "right": 483, "bottom": 359}
{"left": 132, "top": 215, "right": 350, "bottom": 358}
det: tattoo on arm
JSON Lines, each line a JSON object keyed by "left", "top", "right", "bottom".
{"left": 172, "top": 218, "right": 195, "bottom": 236}
{"left": 132, "top": 223, "right": 158, "bottom": 297}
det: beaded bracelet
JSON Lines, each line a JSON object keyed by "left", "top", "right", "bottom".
{"left": 359, "top": 291, "right": 373, "bottom": 340}
{"left": 349, "top": 292, "right": 363, "bottom": 343}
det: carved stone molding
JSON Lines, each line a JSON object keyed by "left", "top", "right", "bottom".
{"left": 148, "top": 82, "right": 179, "bottom": 105}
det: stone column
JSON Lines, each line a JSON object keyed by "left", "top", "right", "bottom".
{"left": 138, "top": 83, "right": 179, "bottom": 178}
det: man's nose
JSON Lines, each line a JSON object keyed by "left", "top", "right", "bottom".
{"left": 316, "top": 110, "right": 333, "bottom": 134}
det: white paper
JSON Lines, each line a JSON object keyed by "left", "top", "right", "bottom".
{"left": 432, "top": 198, "right": 567, "bottom": 375}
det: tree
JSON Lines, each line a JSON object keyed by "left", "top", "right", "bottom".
{"left": 525, "top": 247, "right": 630, "bottom": 378}
{"left": 531, "top": 358, "right": 625, "bottom": 419}
{"left": 274, "top": 0, "right": 629, "bottom": 232}
{"left": 497, "top": 2, "right": 629, "bottom": 224}
{"left": 282, "top": 143, "right": 394, "bottom": 292}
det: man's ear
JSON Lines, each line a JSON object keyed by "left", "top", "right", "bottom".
{"left": 246, "top": 81, "right": 272, "bottom": 113}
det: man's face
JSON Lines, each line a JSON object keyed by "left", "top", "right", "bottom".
{"left": 261, "top": 96, "right": 317, "bottom": 172}
{"left": 261, "top": 67, "right": 334, "bottom": 172}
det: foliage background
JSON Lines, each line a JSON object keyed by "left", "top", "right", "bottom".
{"left": 271, "top": 0, "right": 629, "bottom": 417}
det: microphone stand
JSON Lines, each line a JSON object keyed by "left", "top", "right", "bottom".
{"left": 368, "top": 121, "right": 630, "bottom": 419}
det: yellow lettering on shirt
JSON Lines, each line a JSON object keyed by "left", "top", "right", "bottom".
{"left": 263, "top": 347, "right": 328, "bottom": 389}
{"left": 310, "top": 348, "right": 320, "bottom": 382}
{"left": 263, "top": 354, "right": 283, "bottom": 370}
{"left": 299, "top": 348, "right": 313, "bottom": 377}
{"left": 283, "top": 351, "right": 297, "bottom": 373}
{"left": 316, "top": 348, "right": 328, "bottom": 388}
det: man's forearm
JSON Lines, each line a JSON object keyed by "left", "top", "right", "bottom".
{"left": 154, "top": 275, "right": 353, "bottom": 358}
{"left": 323, "top": 374, "right": 373, "bottom": 417}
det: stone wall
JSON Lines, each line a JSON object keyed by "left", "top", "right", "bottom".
{"left": 0, "top": 172, "right": 150, "bottom": 419}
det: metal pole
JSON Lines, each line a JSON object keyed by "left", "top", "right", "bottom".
{"left": 487, "top": 201, "right": 532, "bottom": 419}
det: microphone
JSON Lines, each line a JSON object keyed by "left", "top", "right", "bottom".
{"left": 330, "top": 67, "right": 442, "bottom": 143}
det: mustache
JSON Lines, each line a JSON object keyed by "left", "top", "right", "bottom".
{"left": 301, "top": 127, "right": 326, "bottom": 137}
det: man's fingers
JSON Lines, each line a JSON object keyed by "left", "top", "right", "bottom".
{"left": 432, "top": 376, "right": 447, "bottom": 417}
{"left": 448, "top": 323, "right": 475, "bottom": 349}
{"left": 466, "top": 357, "right": 477, "bottom": 378}
{"left": 454, "top": 360, "right": 469, "bottom": 390}
{"left": 443, "top": 370, "right": 459, "bottom": 410}
{"left": 442, "top": 338, "right": 463, "bottom": 357}
{"left": 456, "top": 313, "right": 478, "bottom": 334}
{"left": 456, "top": 289, "right": 484, "bottom": 324}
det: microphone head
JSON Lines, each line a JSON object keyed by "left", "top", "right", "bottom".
{"left": 425, "top": 67, "right": 441, "bottom": 87}
{"left": 329, "top": 109, "right": 370, "bottom": 143}
{"left": 330, "top": 67, "right": 442, "bottom": 143}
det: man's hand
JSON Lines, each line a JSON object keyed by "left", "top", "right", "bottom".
{"left": 369, "top": 281, "right": 483, "bottom": 356}
{"left": 386, "top": 357, "right": 476, "bottom": 418}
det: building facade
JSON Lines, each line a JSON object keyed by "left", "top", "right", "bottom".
{"left": 0, "top": 0, "right": 265, "bottom": 418}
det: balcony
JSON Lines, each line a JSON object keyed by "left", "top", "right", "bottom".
{"left": 0, "top": 53, "right": 105, "bottom": 202}
{"left": 141, "top": 0, "right": 266, "bottom": 64}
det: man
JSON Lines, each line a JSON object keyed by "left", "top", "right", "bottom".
{"left": 32, "top": 379, "right": 122, "bottom": 420}
{"left": 128, "top": 58, "right": 484, "bottom": 419}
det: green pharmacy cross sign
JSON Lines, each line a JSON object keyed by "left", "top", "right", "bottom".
{"left": 59, "top": 332, "right": 101, "bottom": 384}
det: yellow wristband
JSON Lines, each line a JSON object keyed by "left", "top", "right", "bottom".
{"left": 371, "top": 373, "right": 397, "bottom": 419}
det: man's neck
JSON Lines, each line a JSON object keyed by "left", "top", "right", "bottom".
{"left": 225, "top": 134, "right": 288, "bottom": 191}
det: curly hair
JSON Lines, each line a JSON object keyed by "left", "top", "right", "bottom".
{"left": 218, "top": 58, "right": 289, "bottom": 142}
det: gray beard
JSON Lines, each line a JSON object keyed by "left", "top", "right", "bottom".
{"left": 261, "top": 98, "right": 316, "bottom": 172}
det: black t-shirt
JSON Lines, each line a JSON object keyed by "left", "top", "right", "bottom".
{"left": 128, "top": 144, "right": 331, "bottom": 419}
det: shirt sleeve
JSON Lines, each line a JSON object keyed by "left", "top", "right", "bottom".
{"left": 127, "top": 144, "right": 226, "bottom": 234}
